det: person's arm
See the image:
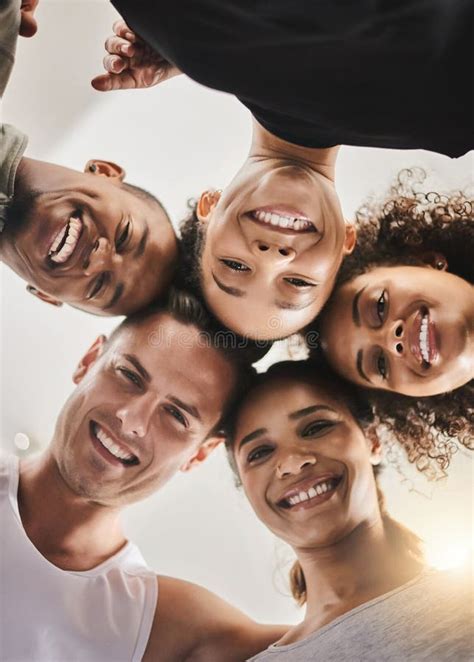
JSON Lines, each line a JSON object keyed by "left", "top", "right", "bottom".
{"left": 142, "top": 575, "right": 287, "bottom": 662}
{"left": 91, "top": 20, "right": 182, "bottom": 92}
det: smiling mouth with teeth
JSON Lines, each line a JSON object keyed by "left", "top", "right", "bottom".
{"left": 278, "top": 475, "right": 342, "bottom": 509}
{"left": 90, "top": 421, "right": 139, "bottom": 466}
{"left": 250, "top": 209, "right": 316, "bottom": 233}
{"left": 48, "top": 215, "right": 83, "bottom": 265}
{"left": 411, "top": 308, "right": 439, "bottom": 368}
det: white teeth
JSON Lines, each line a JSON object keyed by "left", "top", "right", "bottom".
{"left": 285, "top": 479, "right": 337, "bottom": 507}
{"left": 49, "top": 216, "right": 82, "bottom": 264}
{"left": 95, "top": 425, "right": 135, "bottom": 462}
{"left": 419, "top": 314, "right": 430, "bottom": 362}
{"left": 253, "top": 210, "right": 313, "bottom": 232}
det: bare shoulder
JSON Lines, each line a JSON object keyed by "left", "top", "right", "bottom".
{"left": 142, "top": 575, "right": 287, "bottom": 662}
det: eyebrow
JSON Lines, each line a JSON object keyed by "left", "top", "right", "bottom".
{"left": 352, "top": 287, "right": 366, "bottom": 327}
{"left": 288, "top": 405, "right": 337, "bottom": 420}
{"left": 167, "top": 396, "right": 201, "bottom": 421}
{"left": 212, "top": 273, "right": 246, "bottom": 297}
{"left": 275, "top": 298, "right": 316, "bottom": 311}
{"left": 238, "top": 428, "right": 267, "bottom": 450}
{"left": 123, "top": 353, "right": 151, "bottom": 383}
{"left": 237, "top": 405, "right": 337, "bottom": 450}
{"left": 212, "top": 274, "right": 315, "bottom": 310}
{"left": 134, "top": 226, "right": 149, "bottom": 258}
{"left": 104, "top": 282, "right": 125, "bottom": 310}
{"left": 356, "top": 349, "right": 370, "bottom": 383}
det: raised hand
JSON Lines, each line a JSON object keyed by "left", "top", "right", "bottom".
{"left": 91, "top": 20, "right": 182, "bottom": 92}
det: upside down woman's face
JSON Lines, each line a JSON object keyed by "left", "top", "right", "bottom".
{"left": 233, "top": 375, "right": 381, "bottom": 550}
{"left": 319, "top": 266, "right": 474, "bottom": 397}
{"left": 198, "top": 159, "right": 355, "bottom": 340}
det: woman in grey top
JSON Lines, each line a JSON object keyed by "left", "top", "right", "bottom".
{"left": 224, "top": 361, "right": 473, "bottom": 661}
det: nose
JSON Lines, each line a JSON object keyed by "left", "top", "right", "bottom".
{"left": 84, "top": 237, "right": 117, "bottom": 276}
{"left": 250, "top": 240, "right": 296, "bottom": 262}
{"left": 276, "top": 451, "right": 317, "bottom": 479}
{"left": 383, "top": 320, "right": 405, "bottom": 357}
{"left": 116, "top": 395, "right": 157, "bottom": 438}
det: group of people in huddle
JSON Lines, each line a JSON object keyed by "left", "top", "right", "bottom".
{"left": 1, "top": 0, "right": 473, "bottom": 660}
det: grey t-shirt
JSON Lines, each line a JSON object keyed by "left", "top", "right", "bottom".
{"left": 0, "top": 0, "right": 21, "bottom": 99}
{"left": 0, "top": 123, "right": 27, "bottom": 230}
{"left": 249, "top": 569, "right": 473, "bottom": 661}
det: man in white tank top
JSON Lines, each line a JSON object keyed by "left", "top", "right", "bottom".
{"left": 1, "top": 289, "right": 285, "bottom": 661}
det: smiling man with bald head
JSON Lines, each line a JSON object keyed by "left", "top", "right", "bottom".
{"left": 0, "top": 141, "right": 178, "bottom": 314}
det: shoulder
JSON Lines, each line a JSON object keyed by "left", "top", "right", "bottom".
{"left": 142, "top": 575, "right": 287, "bottom": 661}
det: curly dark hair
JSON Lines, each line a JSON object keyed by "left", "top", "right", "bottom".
{"left": 336, "top": 167, "right": 473, "bottom": 285}
{"left": 306, "top": 168, "right": 473, "bottom": 476}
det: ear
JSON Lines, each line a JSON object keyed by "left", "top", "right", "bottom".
{"left": 342, "top": 223, "right": 357, "bottom": 256}
{"left": 417, "top": 250, "right": 448, "bottom": 272}
{"left": 26, "top": 284, "right": 62, "bottom": 307}
{"left": 84, "top": 160, "right": 126, "bottom": 182}
{"left": 73, "top": 335, "right": 107, "bottom": 384}
{"left": 367, "top": 429, "right": 383, "bottom": 466}
{"left": 19, "top": 1, "right": 39, "bottom": 38}
{"left": 179, "top": 435, "right": 224, "bottom": 472}
{"left": 196, "top": 190, "right": 222, "bottom": 224}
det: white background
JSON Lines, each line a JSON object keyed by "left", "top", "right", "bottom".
{"left": 1, "top": 0, "right": 472, "bottom": 625}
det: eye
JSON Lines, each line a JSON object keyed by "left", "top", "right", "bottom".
{"left": 376, "top": 290, "right": 387, "bottom": 324}
{"left": 117, "top": 367, "right": 142, "bottom": 388}
{"left": 164, "top": 405, "right": 188, "bottom": 428}
{"left": 376, "top": 353, "right": 388, "bottom": 380}
{"left": 247, "top": 445, "right": 273, "bottom": 464}
{"left": 284, "top": 277, "right": 315, "bottom": 288}
{"left": 115, "top": 220, "right": 131, "bottom": 252}
{"left": 220, "top": 259, "right": 250, "bottom": 272}
{"left": 301, "top": 420, "right": 336, "bottom": 437}
{"left": 88, "top": 272, "right": 108, "bottom": 299}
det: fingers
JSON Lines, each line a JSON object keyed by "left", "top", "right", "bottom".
{"left": 102, "top": 54, "right": 127, "bottom": 75}
{"left": 91, "top": 72, "right": 137, "bottom": 92}
{"left": 104, "top": 35, "right": 135, "bottom": 57}
{"left": 112, "top": 19, "right": 137, "bottom": 43}
{"left": 91, "top": 73, "right": 115, "bottom": 92}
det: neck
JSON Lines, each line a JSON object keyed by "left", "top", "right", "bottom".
{"left": 18, "top": 451, "right": 127, "bottom": 571}
{"left": 296, "top": 516, "right": 421, "bottom": 625}
{"left": 249, "top": 119, "right": 339, "bottom": 180}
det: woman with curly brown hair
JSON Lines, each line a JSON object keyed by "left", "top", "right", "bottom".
{"left": 224, "top": 360, "right": 473, "bottom": 661}
{"left": 313, "top": 169, "right": 473, "bottom": 398}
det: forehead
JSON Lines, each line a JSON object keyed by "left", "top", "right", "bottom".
{"left": 237, "top": 377, "right": 348, "bottom": 429}
{"left": 109, "top": 314, "right": 236, "bottom": 395}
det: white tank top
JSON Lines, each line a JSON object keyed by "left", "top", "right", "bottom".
{"left": 0, "top": 454, "right": 158, "bottom": 662}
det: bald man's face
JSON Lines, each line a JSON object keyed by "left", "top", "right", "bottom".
{"left": 1, "top": 160, "right": 177, "bottom": 315}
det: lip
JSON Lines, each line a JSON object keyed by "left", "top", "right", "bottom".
{"left": 246, "top": 206, "right": 316, "bottom": 235}
{"left": 408, "top": 308, "right": 440, "bottom": 367}
{"left": 89, "top": 420, "right": 139, "bottom": 468}
{"left": 274, "top": 472, "right": 343, "bottom": 512}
